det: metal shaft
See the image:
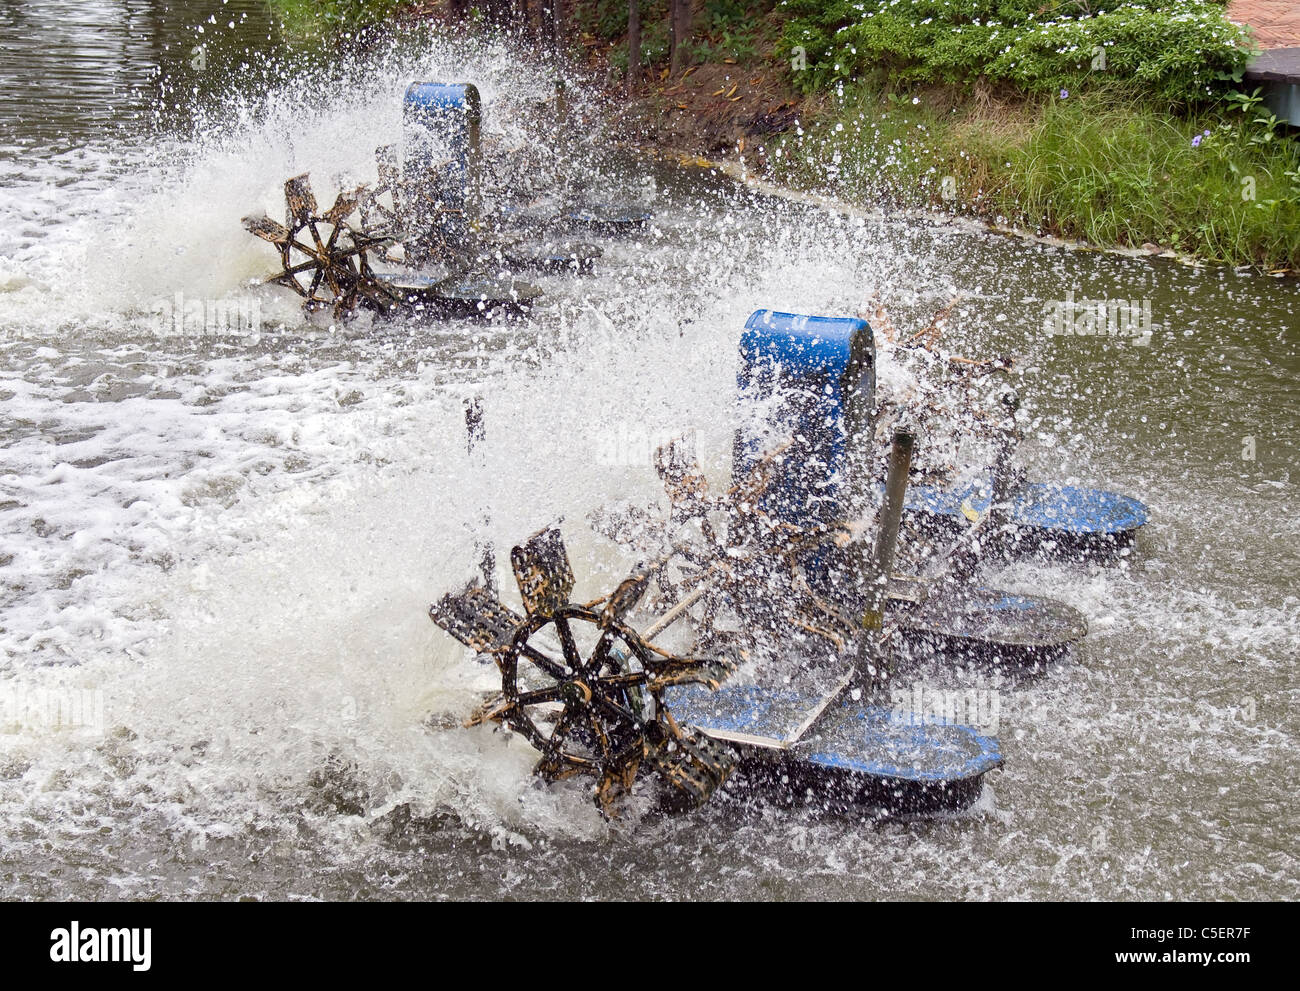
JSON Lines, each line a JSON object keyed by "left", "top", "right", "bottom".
{"left": 943, "top": 391, "right": 1019, "bottom": 585}
{"left": 852, "top": 428, "right": 914, "bottom": 685}
{"left": 643, "top": 580, "right": 714, "bottom": 640}
{"left": 465, "top": 397, "right": 496, "bottom": 593}
{"left": 840, "top": 323, "right": 877, "bottom": 521}
{"left": 862, "top": 428, "right": 915, "bottom": 629}
{"left": 990, "top": 389, "right": 1020, "bottom": 504}
{"left": 466, "top": 98, "right": 481, "bottom": 236}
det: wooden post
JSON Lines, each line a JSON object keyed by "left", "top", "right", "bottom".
{"left": 670, "top": 0, "right": 692, "bottom": 76}
{"left": 543, "top": 1, "right": 560, "bottom": 65}
{"left": 627, "top": 0, "right": 641, "bottom": 94}
{"left": 481, "top": 0, "right": 511, "bottom": 30}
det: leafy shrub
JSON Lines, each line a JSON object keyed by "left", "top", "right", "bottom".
{"left": 780, "top": 1, "right": 1251, "bottom": 103}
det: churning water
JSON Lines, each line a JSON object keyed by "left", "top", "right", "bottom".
{"left": 0, "top": 0, "right": 1296, "bottom": 899}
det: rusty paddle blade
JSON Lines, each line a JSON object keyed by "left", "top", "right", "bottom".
{"left": 284, "top": 173, "right": 318, "bottom": 226}
{"left": 322, "top": 187, "right": 364, "bottom": 226}
{"left": 241, "top": 215, "right": 291, "bottom": 246}
{"left": 429, "top": 583, "right": 524, "bottom": 654}
{"left": 510, "top": 526, "right": 575, "bottom": 619}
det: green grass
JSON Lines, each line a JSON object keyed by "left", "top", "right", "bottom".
{"left": 1010, "top": 91, "right": 1300, "bottom": 265}
{"left": 768, "top": 81, "right": 1300, "bottom": 269}
{"left": 267, "top": 0, "right": 402, "bottom": 41}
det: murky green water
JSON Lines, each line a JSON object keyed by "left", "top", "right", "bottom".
{"left": 0, "top": 1, "right": 1296, "bottom": 901}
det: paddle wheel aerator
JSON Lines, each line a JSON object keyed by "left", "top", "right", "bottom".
{"left": 432, "top": 528, "right": 737, "bottom": 817}
{"left": 242, "top": 174, "right": 398, "bottom": 318}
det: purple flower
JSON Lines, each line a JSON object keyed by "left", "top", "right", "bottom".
{"left": 1192, "top": 135, "right": 1202, "bottom": 147}
{"left": 1060, "top": 89, "right": 1068, "bottom": 99}
{"left": 1204, "top": 129, "right": 1211, "bottom": 137}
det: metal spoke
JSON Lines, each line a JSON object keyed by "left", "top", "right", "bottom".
{"left": 543, "top": 708, "right": 580, "bottom": 760}
{"left": 552, "top": 616, "right": 583, "bottom": 670}
{"left": 591, "top": 671, "right": 648, "bottom": 691}
{"left": 244, "top": 171, "right": 401, "bottom": 319}
{"left": 590, "top": 688, "right": 640, "bottom": 728}
{"left": 588, "top": 711, "right": 612, "bottom": 761}
{"left": 513, "top": 685, "right": 565, "bottom": 707}
{"left": 589, "top": 629, "right": 615, "bottom": 674}
{"left": 519, "top": 643, "right": 568, "bottom": 679}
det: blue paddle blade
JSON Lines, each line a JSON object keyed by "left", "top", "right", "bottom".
{"left": 664, "top": 682, "right": 1001, "bottom": 785}
{"left": 906, "top": 479, "right": 1149, "bottom": 537}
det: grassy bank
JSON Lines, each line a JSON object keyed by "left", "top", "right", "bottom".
{"left": 767, "top": 79, "right": 1300, "bottom": 269}
{"left": 766, "top": 0, "right": 1300, "bottom": 269}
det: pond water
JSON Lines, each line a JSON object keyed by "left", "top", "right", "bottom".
{"left": 0, "top": 0, "right": 1296, "bottom": 900}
